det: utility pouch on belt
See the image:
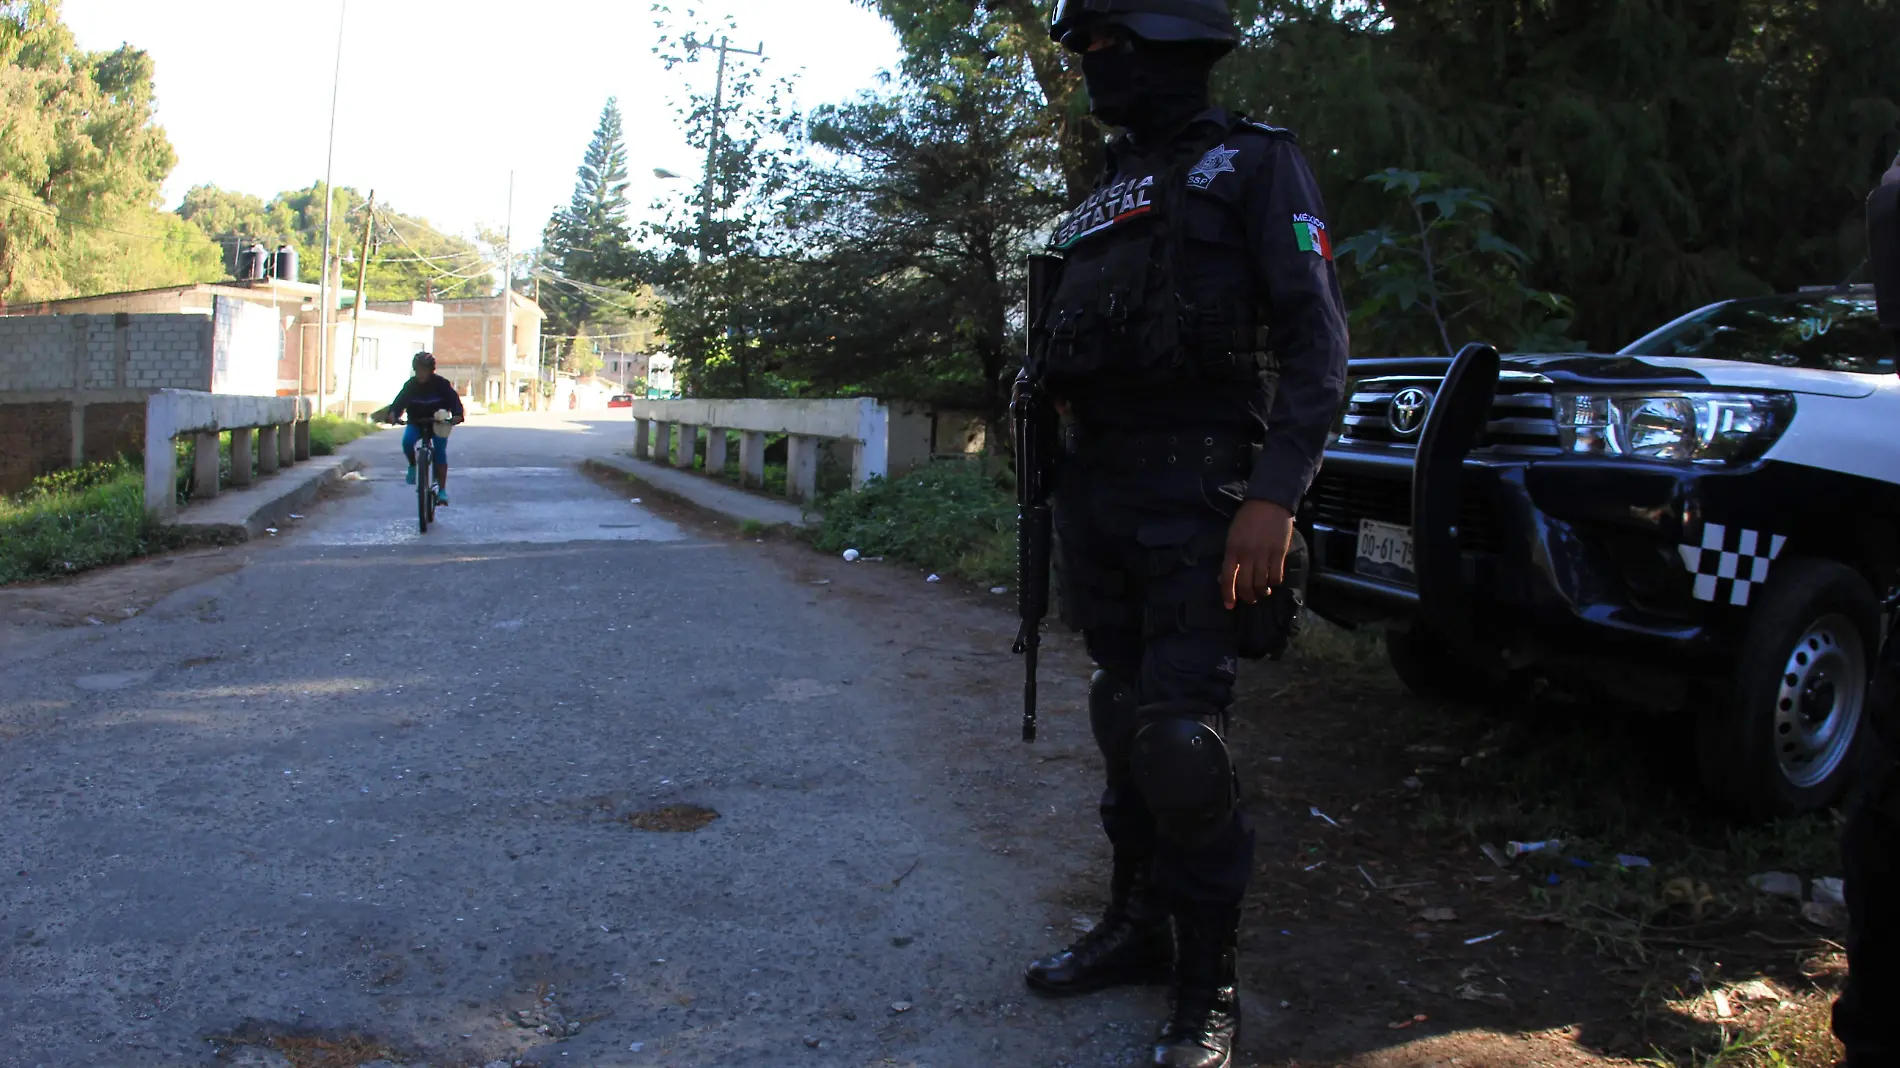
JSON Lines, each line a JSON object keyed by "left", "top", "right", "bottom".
{"left": 1235, "top": 528, "right": 1309, "bottom": 661}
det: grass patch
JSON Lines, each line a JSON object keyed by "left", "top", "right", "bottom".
{"left": 308, "top": 414, "right": 377, "bottom": 456}
{"left": 812, "top": 459, "right": 1016, "bottom": 587}
{"left": 0, "top": 461, "right": 181, "bottom": 585}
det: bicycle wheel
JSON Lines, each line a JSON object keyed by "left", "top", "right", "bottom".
{"left": 417, "top": 442, "right": 433, "bottom": 533}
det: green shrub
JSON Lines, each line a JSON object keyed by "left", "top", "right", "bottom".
{"left": 0, "top": 461, "right": 178, "bottom": 585}
{"left": 813, "top": 459, "right": 1016, "bottom": 587}
{"left": 309, "top": 415, "right": 377, "bottom": 456}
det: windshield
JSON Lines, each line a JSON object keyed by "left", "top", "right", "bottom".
{"left": 1619, "top": 291, "right": 1893, "bottom": 374}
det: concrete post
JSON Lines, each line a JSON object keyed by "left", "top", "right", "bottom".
{"left": 69, "top": 401, "right": 86, "bottom": 468}
{"left": 193, "top": 431, "right": 222, "bottom": 500}
{"left": 144, "top": 401, "right": 178, "bottom": 521}
{"left": 651, "top": 421, "right": 673, "bottom": 465}
{"left": 786, "top": 434, "right": 819, "bottom": 502}
{"left": 633, "top": 417, "right": 651, "bottom": 460}
{"left": 850, "top": 398, "right": 890, "bottom": 490}
{"left": 231, "top": 427, "right": 256, "bottom": 487}
{"left": 676, "top": 423, "right": 699, "bottom": 470}
{"left": 279, "top": 421, "right": 297, "bottom": 464}
{"left": 294, "top": 420, "right": 311, "bottom": 461}
{"left": 740, "top": 431, "right": 767, "bottom": 489}
{"left": 704, "top": 427, "right": 728, "bottom": 478}
{"left": 258, "top": 424, "right": 280, "bottom": 474}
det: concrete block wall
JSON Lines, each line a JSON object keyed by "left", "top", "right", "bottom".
{"left": 0, "top": 313, "right": 213, "bottom": 393}
{"left": 0, "top": 317, "right": 75, "bottom": 390}
{"left": 126, "top": 316, "right": 214, "bottom": 390}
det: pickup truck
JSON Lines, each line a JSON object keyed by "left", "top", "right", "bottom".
{"left": 1297, "top": 284, "right": 1899, "bottom": 817}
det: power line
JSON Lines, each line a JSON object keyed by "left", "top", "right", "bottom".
{"left": 378, "top": 214, "right": 497, "bottom": 283}
{"left": 533, "top": 268, "right": 642, "bottom": 301}
{"left": 0, "top": 191, "right": 173, "bottom": 242}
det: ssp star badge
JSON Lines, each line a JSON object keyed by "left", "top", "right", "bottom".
{"left": 1188, "top": 144, "right": 1239, "bottom": 190}
{"left": 1293, "top": 212, "right": 1333, "bottom": 259}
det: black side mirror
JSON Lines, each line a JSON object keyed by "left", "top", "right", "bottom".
{"left": 1870, "top": 177, "right": 1900, "bottom": 330}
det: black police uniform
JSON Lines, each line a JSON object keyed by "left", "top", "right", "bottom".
{"left": 1833, "top": 149, "right": 1900, "bottom": 1068}
{"left": 1045, "top": 109, "right": 1349, "bottom": 904}
{"left": 1022, "top": 99, "right": 1349, "bottom": 1068}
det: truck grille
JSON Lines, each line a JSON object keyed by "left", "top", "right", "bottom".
{"left": 1303, "top": 466, "right": 1506, "bottom": 553}
{"left": 1338, "top": 373, "right": 1559, "bottom": 452}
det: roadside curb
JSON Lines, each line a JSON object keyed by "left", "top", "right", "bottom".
{"left": 167, "top": 455, "right": 366, "bottom": 543}
{"left": 583, "top": 454, "right": 815, "bottom": 531}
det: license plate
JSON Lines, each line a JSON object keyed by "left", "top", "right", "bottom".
{"left": 1355, "top": 519, "right": 1416, "bottom": 585}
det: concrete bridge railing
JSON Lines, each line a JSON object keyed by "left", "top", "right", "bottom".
{"left": 627, "top": 398, "right": 889, "bottom": 503}
{"left": 143, "top": 390, "right": 315, "bottom": 519}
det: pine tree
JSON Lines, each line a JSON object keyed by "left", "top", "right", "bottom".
{"left": 545, "top": 98, "right": 634, "bottom": 284}
{"left": 538, "top": 98, "right": 641, "bottom": 364}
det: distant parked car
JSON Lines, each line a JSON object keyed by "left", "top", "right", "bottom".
{"left": 607, "top": 394, "right": 634, "bottom": 409}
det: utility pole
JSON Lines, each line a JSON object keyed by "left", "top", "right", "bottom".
{"left": 342, "top": 190, "right": 375, "bottom": 420}
{"left": 316, "top": 0, "right": 347, "bottom": 416}
{"left": 502, "top": 170, "right": 514, "bottom": 410}
{"left": 686, "top": 35, "right": 763, "bottom": 263}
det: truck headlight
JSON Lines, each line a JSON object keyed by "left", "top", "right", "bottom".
{"left": 1554, "top": 391, "right": 1793, "bottom": 463}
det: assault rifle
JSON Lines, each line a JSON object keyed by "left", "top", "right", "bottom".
{"left": 1012, "top": 253, "right": 1063, "bottom": 743}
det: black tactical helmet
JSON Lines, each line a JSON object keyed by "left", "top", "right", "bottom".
{"left": 1050, "top": 0, "right": 1238, "bottom": 54}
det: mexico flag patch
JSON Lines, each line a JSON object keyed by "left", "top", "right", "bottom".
{"left": 1293, "top": 213, "right": 1332, "bottom": 259}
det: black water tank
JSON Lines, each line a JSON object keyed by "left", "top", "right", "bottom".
{"left": 235, "top": 242, "right": 260, "bottom": 280}
{"left": 243, "top": 242, "right": 269, "bottom": 280}
{"left": 273, "top": 245, "right": 298, "bottom": 284}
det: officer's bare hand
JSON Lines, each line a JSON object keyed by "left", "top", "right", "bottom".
{"left": 1221, "top": 500, "right": 1294, "bottom": 609}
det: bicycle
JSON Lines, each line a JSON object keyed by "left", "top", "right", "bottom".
{"left": 392, "top": 412, "right": 453, "bottom": 533}
{"left": 413, "top": 418, "right": 439, "bottom": 532}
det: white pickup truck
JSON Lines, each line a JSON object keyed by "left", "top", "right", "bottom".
{"left": 1297, "top": 284, "right": 1899, "bottom": 817}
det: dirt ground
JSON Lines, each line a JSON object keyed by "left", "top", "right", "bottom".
{"left": 5, "top": 473, "right": 1852, "bottom": 1068}
{"left": 715, "top": 495, "right": 1851, "bottom": 1068}
{"left": 1219, "top": 633, "right": 1849, "bottom": 1068}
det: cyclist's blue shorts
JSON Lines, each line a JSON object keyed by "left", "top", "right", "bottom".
{"left": 402, "top": 424, "right": 447, "bottom": 463}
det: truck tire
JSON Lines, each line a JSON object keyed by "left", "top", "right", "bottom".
{"left": 1697, "top": 557, "right": 1876, "bottom": 820}
{"left": 1384, "top": 620, "right": 1508, "bottom": 703}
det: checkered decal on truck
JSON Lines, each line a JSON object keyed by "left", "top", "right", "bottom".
{"left": 1678, "top": 523, "right": 1787, "bottom": 606}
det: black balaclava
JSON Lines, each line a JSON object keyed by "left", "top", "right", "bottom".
{"left": 1081, "top": 38, "right": 1217, "bottom": 145}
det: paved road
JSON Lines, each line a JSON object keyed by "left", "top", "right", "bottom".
{"left": 0, "top": 413, "right": 1195, "bottom": 1068}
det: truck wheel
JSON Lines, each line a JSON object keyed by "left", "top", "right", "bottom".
{"left": 1384, "top": 621, "right": 1508, "bottom": 703}
{"left": 1698, "top": 558, "right": 1876, "bottom": 820}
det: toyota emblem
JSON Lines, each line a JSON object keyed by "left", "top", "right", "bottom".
{"left": 1389, "top": 387, "right": 1431, "bottom": 436}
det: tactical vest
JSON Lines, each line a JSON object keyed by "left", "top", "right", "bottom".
{"left": 1031, "top": 115, "right": 1270, "bottom": 389}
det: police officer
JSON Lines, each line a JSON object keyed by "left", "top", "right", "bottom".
{"left": 1834, "top": 147, "right": 1900, "bottom": 1068}
{"left": 1019, "top": 2, "right": 1349, "bottom": 1065}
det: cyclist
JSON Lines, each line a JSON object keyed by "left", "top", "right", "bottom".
{"left": 381, "top": 352, "right": 465, "bottom": 505}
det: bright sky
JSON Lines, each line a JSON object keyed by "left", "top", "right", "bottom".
{"left": 63, "top": 0, "right": 907, "bottom": 245}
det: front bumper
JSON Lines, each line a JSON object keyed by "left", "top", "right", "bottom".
{"left": 1299, "top": 446, "right": 1755, "bottom": 670}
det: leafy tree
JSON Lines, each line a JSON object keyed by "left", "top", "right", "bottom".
{"left": 642, "top": 6, "right": 805, "bottom": 397}
{"left": 784, "top": 52, "right": 1065, "bottom": 425}
{"left": 176, "top": 182, "right": 494, "bottom": 302}
{"left": 0, "top": 0, "right": 222, "bottom": 303}
{"left": 1335, "top": 169, "right": 1575, "bottom": 357}
{"left": 858, "top": 0, "right": 1099, "bottom": 199}
{"left": 1216, "top": 0, "right": 1900, "bottom": 349}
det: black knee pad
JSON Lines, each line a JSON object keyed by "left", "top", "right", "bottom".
{"left": 1130, "top": 700, "right": 1235, "bottom": 849}
{"left": 1089, "top": 670, "right": 1141, "bottom": 767}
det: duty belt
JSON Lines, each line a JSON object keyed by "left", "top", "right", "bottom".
{"left": 1063, "top": 424, "right": 1258, "bottom": 475}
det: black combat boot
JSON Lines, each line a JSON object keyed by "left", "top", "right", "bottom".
{"left": 1152, "top": 904, "right": 1241, "bottom": 1068}
{"left": 1025, "top": 851, "right": 1173, "bottom": 996}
